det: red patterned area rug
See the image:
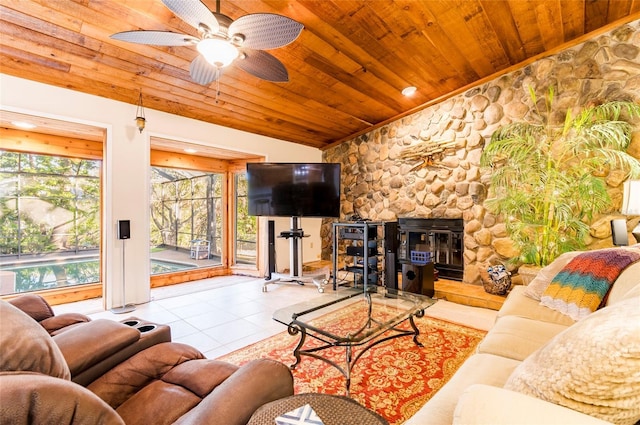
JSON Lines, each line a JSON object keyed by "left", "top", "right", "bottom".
{"left": 217, "top": 304, "right": 486, "bottom": 425}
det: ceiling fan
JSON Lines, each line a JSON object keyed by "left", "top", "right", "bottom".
{"left": 111, "top": 0, "right": 304, "bottom": 85}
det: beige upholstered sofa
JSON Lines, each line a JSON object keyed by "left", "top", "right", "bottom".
{"left": 405, "top": 246, "right": 640, "bottom": 425}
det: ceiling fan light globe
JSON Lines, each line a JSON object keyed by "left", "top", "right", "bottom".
{"left": 197, "top": 38, "right": 238, "bottom": 68}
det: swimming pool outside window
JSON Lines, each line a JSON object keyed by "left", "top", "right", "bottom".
{"left": 0, "top": 150, "right": 101, "bottom": 294}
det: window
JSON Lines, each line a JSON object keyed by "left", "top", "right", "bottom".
{"left": 149, "top": 147, "right": 263, "bottom": 284}
{"left": 0, "top": 151, "right": 101, "bottom": 294}
{"left": 150, "top": 166, "right": 224, "bottom": 274}
{"left": 234, "top": 171, "right": 257, "bottom": 266}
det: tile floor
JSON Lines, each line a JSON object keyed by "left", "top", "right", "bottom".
{"left": 53, "top": 276, "right": 498, "bottom": 359}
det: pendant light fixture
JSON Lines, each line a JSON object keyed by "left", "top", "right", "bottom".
{"left": 135, "top": 90, "right": 146, "bottom": 133}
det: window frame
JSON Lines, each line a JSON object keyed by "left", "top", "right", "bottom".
{"left": 0, "top": 128, "right": 104, "bottom": 304}
{"left": 231, "top": 168, "right": 258, "bottom": 270}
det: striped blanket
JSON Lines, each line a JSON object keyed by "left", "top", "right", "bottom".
{"left": 540, "top": 247, "right": 640, "bottom": 320}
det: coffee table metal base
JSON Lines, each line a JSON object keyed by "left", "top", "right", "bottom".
{"left": 287, "top": 309, "right": 425, "bottom": 395}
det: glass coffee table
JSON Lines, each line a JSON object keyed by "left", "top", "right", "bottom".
{"left": 273, "top": 286, "right": 436, "bottom": 394}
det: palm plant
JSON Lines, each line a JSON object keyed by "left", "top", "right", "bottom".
{"left": 481, "top": 88, "right": 640, "bottom": 267}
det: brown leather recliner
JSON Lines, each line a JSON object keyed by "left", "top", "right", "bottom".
{"left": 7, "top": 293, "right": 175, "bottom": 387}
{"left": 8, "top": 293, "right": 91, "bottom": 335}
{"left": 0, "top": 300, "right": 294, "bottom": 425}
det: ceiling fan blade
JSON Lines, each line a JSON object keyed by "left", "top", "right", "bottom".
{"left": 162, "top": 0, "right": 219, "bottom": 35}
{"left": 237, "top": 50, "right": 289, "bottom": 82}
{"left": 190, "top": 55, "right": 223, "bottom": 85}
{"left": 111, "top": 30, "right": 199, "bottom": 46}
{"left": 229, "top": 14, "right": 303, "bottom": 50}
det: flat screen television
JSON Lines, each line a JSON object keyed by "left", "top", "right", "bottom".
{"left": 247, "top": 162, "right": 341, "bottom": 217}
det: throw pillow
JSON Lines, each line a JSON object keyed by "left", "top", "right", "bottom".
{"left": 540, "top": 247, "right": 640, "bottom": 320}
{"left": 523, "top": 251, "right": 581, "bottom": 301}
{"left": 504, "top": 296, "right": 640, "bottom": 425}
{"left": 606, "top": 261, "right": 640, "bottom": 305}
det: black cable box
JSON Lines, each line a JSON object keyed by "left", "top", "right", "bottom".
{"left": 346, "top": 246, "right": 377, "bottom": 256}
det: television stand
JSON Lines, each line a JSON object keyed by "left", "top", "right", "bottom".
{"left": 263, "top": 217, "right": 328, "bottom": 293}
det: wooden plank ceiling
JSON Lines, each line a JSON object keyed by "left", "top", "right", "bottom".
{"left": 1, "top": 0, "right": 639, "bottom": 150}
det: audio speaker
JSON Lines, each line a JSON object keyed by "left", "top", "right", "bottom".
{"left": 267, "top": 220, "right": 276, "bottom": 279}
{"left": 401, "top": 262, "right": 434, "bottom": 297}
{"left": 383, "top": 221, "right": 399, "bottom": 253}
{"left": 117, "top": 220, "right": 130, "bottom": 240}
{"left": 385, "top": 252, "right": 398, "bottom": 289}
{"left": 383, "top": 221, "right": 399, "bottom": 289}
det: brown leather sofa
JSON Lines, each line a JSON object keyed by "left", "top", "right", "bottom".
{"left": 0, "top": 300, "right": 294, "bottom": 424}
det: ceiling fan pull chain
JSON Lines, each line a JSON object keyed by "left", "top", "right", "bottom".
{"left": 215, "top": 68, "right": 221, "bottom": 104}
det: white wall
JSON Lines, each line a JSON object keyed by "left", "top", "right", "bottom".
{"left": 0, "top": 74, "right": 324, "bottom": 308}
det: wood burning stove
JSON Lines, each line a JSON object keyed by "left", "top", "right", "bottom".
{"left": 396, "top": 218, "right": 464, "bottom": 281}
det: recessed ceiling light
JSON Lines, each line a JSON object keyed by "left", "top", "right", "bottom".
{"left": 184, "top": 148, "right": 197, "bottom": 154}
{"left": 402, "top": 86, "right": 417, "bottom": 97}
{"left": 12, "top": 121, "right": 37, "bottom": 129}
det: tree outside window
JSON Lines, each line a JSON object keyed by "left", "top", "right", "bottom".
{"left": 0, "top": 151, "right": 101, "bottom": 293}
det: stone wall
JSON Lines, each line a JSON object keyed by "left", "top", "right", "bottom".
{"left": 321, "top": 20, "right": 640, "bottom": 285}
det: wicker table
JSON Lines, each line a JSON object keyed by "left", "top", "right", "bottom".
{"left": 247, "top": 393, "right": 388, "bottom": 425}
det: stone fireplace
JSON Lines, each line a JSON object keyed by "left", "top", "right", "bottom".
{"left": 397, "top": 218, "right": 464, "bottom": 281}
{"left": 320, "top": 22, "right": 640, "bottom": 287}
